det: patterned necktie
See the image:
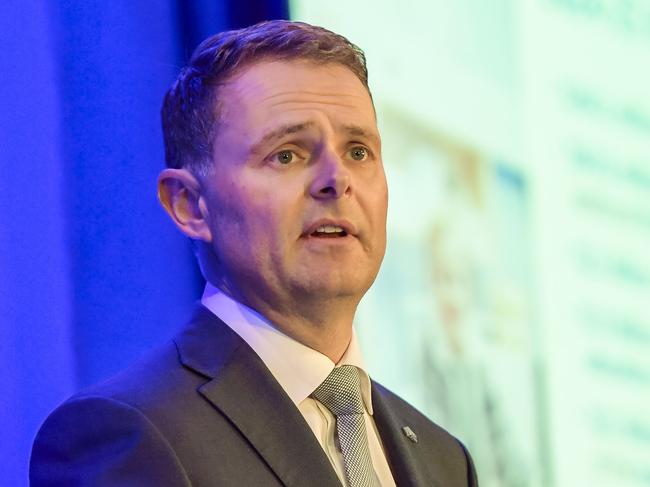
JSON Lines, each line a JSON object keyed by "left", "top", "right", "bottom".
{"left": 312, "top": 365, "right": 381, "bottom": 487}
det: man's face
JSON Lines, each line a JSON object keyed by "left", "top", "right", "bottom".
{"left": 200, "top": 59, "right": 388, "bottom": 310}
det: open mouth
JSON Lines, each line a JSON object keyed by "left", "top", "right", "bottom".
{"left": 310, "top": 225, "right": 348, "bottom": 238}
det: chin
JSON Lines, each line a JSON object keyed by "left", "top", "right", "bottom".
{"left": 291, "top": 268, "right": 376, "bottom": 302}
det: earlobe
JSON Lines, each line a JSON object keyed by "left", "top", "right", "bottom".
{"left": 157, "top": 168, "right": 212, "bottom": 242}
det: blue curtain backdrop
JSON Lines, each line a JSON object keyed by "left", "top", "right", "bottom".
{"left": 0, "top": 0, "right": 288, "bottom": 484}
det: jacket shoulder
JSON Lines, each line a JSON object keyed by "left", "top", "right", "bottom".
{"left": 30, "top": 392, "right": 192, "bottom": 486}
{"left": 30, "top": 339, "right": 204, "bottom": 485}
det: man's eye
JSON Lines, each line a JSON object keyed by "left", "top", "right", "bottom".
{"left": 274, "top": 150, "right": 294, "bottom": 165}
{"left": 349, "top": 146, "right": 368, "bottom": 161}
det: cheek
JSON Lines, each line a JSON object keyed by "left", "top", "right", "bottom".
{"left": 213, "top": 185, "right": 296, "bottom": 251}
{"left": 370, "top": 180, "right": 389, "bottom": 227}
{"left": 367, "top": 184, "right": 389, "bottom": 258}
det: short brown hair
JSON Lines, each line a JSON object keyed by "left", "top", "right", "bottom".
{"left": 161, "top": 20, "right": 370, "bottom": 174}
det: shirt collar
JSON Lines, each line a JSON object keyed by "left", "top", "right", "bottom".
{"left": 201, "top": 283, "right": 373, "bottom": 415}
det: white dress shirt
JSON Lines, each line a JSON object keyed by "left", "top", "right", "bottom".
{"left": 201, "top": 283, "right": 396, "bottom": 487}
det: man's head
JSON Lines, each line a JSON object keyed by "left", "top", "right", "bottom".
{"left": 161, "top": 20, "right": 371, "bottom": 176}
{"left": 158, "top": 21, "right": 387, "bottom": 326}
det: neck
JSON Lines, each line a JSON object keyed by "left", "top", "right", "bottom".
{"left": 255, "top": 298, "right": 357, "bottom": 363}
{"left": 212, "top": 280, "right": 358, "bottom": 363}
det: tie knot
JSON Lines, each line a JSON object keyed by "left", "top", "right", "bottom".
{"left": 312, "top": 365, "right": 365, "bottom": 416}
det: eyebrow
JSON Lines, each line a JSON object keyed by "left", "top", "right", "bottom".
{"left": 250, "top": 122, "right": 315, "bottom": 155}
{"left": 342, "top": 124, "right": 381, "bottom": 146}
{"left": 249, "top": 121, "right": 381, "bottom": 156}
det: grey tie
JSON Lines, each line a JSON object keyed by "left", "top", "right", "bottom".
{"left": 312, "top": 365, "right": 381, "bottom": 487}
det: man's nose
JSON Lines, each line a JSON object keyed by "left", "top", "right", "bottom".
{"left": 308, "top": 147, "right": 352, "bottom": 200}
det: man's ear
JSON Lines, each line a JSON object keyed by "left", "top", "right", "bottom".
{"left": 157, "top": 168, "right": 212, "bottom": 242}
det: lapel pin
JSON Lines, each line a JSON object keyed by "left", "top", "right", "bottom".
{"left": 402, "top": 426, "right": 418, "bottom": 443}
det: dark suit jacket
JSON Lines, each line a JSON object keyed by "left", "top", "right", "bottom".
{"left": 30, "top": 306, "right": 478, "bottom": 486}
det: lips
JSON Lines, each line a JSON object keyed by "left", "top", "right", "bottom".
{"left": 302, "top": 219, "right": 357, "bottom": 238}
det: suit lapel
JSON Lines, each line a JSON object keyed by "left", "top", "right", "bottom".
{"left": 372, "top": 382, "right": 438, "bottom": 487}
{"left": 174, "top": 306, "right": 341, "bottom": 487}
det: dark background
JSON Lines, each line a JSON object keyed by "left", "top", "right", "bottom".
{"left": 0, "top": 0, "right": 287, "bottom": 483}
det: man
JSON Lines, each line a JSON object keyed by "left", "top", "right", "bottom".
{"left": 31, "top": 20, "right": 478, "bottom": 486}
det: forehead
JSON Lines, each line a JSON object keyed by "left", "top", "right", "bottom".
{"left": 217, "top": 59, "right": 377, "bottom": 133}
